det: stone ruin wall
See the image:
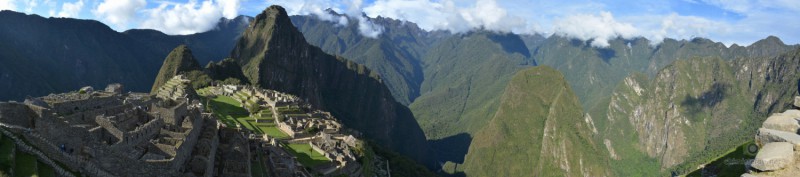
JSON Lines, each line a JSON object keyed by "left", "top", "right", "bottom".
{"left": 109, "top": 118, "right": 164, "bottom": 150}
{"left": 169, "top": 114, "right": 204, "bottom": 170}
{"left": 49, "top": 96, "right": 120, "bottom": 116}
{"left": 59, "top": 103, "right": 133, "bottom": 125}
{"left": 0, "top": 102, "right": 36, "bottom": 128}
{"left": 150, "top": 101, "right": 188, "bottom": 125}
{"left": 34, "top": 115, "right": 92, "bottom": 152}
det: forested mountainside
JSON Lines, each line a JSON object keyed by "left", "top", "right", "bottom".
{"left": 289, "top": 10, "right": 800, "bottom": 176}
{"left": 600, "top": 48, "right": 800, "bottom": 175}
{"left": 0, "top": 10, "right": 248, "bottom": 101}
{"left": 456, "top": 66, "right": 610, "bottom": 177}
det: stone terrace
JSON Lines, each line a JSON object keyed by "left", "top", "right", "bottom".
{"left": 743, "top": 96, "right": 800, "bottom": 176}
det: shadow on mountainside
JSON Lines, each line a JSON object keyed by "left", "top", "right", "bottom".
{"left": 428, "top": 133, "right": 472, "bottom": 164}
{"left": 488, "top": 33, "right": 531, "bottom": 58}
{"left": 680, "top": 83, "right": 730, "bottom": 118}
{"left": 596, "top": 47, "right": 617, "bottom": 63}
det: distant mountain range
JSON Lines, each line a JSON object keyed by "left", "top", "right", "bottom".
{"left": 0, "top": 10, "right": 250, "bottom": 101}
{"left": 1, "top": 6, "right": 799, "bottom": 177}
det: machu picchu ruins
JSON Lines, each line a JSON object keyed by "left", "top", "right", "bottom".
{"left": 0, "top": 75, "right": 387, "bottom": 177}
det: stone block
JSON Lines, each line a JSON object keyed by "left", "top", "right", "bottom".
{"left": 740, "top": 173, "right": 757, "bottom": 177}
{"left": 762, "top": 115, "right": 800, "bottom": 133}
{"left": 756, "top": 128, "right": 800, "bottom": 149}
{"left": 779, "top": 109, "right": 800, "bottom": 118}
{"left": 751, "top": 142, "right": 794, "bottom": 171}
{"left": 795, "top": 96, "right": 800, "bottom": 108}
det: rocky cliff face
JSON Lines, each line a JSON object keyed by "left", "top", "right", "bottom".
{"left": 291, "top": 12, "right": 441, "bottom": 105}
{"left": 151, "top": 45, "right": 201, "bottom": 93}
{"left": 230, "top": 5, "right": 432, "bottom": 165}
{"left": 605, "top": 48, "right": 800, "bottom": 172}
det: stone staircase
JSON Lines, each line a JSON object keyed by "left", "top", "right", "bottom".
{"left": 743, "top": 97, "right": 800, "bottom": 176}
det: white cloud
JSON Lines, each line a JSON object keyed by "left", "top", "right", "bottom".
{"left": 345, "top": 0, "right": 383, "bottom": 38}
{"left": 23, "top": 0, "right": 35, "bottom": 13}
{"left": 363, "top": 0, "right": 528, "bottom": 34}
{"left": 218, "top": 0, "right": 240, "bottom": 19}
{"left": 140, "top": 0, "right": 243, "bottom": 35}
{"left": 553, "top": 12, "right": 638, "bottom": 47}
{"left": 57, "top": 0, "right": 84, "bottom": 18}
{"left": 93, "top": 0, "right": 146, "bottom": 28}
{"left": 269, "top": 0, "right": 348, "bottom": 26}
{"left": 0, "top": 0, "right": 16, "bottom": 11}
{"left": 271, "top": 0, "right": 382, "bottom": 38}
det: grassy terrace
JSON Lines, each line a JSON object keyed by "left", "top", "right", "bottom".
{"left": 14, "top": 152, "right": 37, "bottom": 177}
{"left": 37, "top": 161, "right": 55, "bottom": 177}
{"left": 284, "top": 143, "right": 330, "bottom": 167}
{"left": 205, "top": 93, "right": 290, "bottom": 139}
{"left": 199, "top": 87, "right": 331, "bottom": 168}
{"left": 1, "top": 135, "right": 13, "bottom": 173}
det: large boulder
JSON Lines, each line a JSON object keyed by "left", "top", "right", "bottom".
{"left": 762, "top": 114, "right": 800, "bottom": 133}
{"left": 756, "top": 128, "right": 800, "bottom": 149}
{"left": 751, "top": 142, "right": 794, "bottom": 171}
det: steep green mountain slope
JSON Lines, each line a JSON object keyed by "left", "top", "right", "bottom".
{"left": 290, "top": 12, "right": 445, "bottom": 105}
{"left": 0, "top": 10, "right": 248, "bottom": 101}
{"left": 150, "top": 45, "right": 202, "bottom": 93}
{"left": 230, "top": 5, "right": 432, "bottom": 166}
{"left": 602, "top": 48, "right": 800, "bottom": 175}
{"left": 458, "top": 66, "right": 610, "bottom": 177}
{"left": 410, "top": 32, "right": 532, "bottom": 139}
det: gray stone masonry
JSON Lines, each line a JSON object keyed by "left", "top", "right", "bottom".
{"left": 795, "top": 96, "right": 800, "bottom": 108}
{"left": 762, "top": 115, "right": 800, "bottom": 133}
{"left": 751, "top": 142, "right": 794, "bottom": 171}
{"left": 756, "top": 128, "right": 800, "bottom": 149}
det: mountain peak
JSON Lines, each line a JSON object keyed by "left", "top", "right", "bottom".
{"left": 232, "top": 5, "right": 307, "bottom": 68}
{"left": 151, "top": 45, "right": 201, "bottom": 93}
{"left": 252, "top": 5, "right": 291, "bottom": 28}
{"left": 751, "top": 35, "right": 786, "bottom": 47}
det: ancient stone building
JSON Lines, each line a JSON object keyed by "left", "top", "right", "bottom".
{"left": 0, "top": 76, "right": 221, "bottom": 177}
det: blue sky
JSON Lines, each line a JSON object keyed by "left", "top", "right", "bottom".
{"left": 0, "top": 0, "right": 798, "bottom": 47}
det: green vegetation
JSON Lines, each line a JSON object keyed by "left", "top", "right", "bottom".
{"left": 13, "top": 152, "right": 36, "bottom": 177}
{"left": 599, "top": 49, "right": 800, "bottom": 176}
{"left": 291, "top": 14, "right": 438, "bottom": 105}
{"left": 411, "top": 31, "right": 531, "bottom": 140}
{"left": 251, "top": 150, "right": 269, "bottom": 177}
{"left": 205, "top": 94, "right": 290, "bottom": 139}
{"left": 460, "top": 66, "right": 609, "bottom": 176}
{"left": 36, "top": 161, "right": 55, "bottom": 177}
{"left": 686, "top": 141, "right": 756, "bottom": 177}
{"left": 284, "top": 143, "right": 329, "bottom": 167}
{"left": 150, "top": 45, "right": 202, "bottom": 94}
{"left": 0, "top": 135, "right": 14, "bottom": 173}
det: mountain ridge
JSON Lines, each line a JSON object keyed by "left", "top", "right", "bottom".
{"left": 230, "top": 5, "right": 434, "bottom": 167}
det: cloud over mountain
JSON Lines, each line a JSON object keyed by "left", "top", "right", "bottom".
{"left": 140, "top": 0, "right": 241, "bottom": 35}
{"left": 4, "top": 0, "right": 798, "bottom": 46}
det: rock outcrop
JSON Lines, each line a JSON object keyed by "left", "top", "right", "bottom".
{"left": 743, "top": 96, "right": 800, "bottom": 176}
